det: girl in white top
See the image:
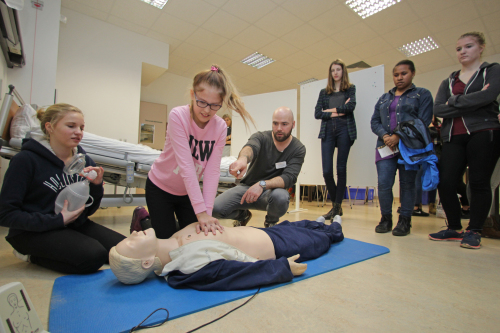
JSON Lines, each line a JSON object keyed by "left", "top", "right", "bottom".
{"left": 146, "top": 65, "right": 253, "bottom": 239}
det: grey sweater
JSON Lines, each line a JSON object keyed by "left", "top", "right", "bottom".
{"left": 434, "top": 62, "right": 500, "bottom": 142}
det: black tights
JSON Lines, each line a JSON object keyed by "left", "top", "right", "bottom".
{"left": 438, "top": 131, "right": 500, "bottom": 230}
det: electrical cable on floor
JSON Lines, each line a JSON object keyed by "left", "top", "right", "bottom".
{"left": 128, "top": 287, "right": 261, "bottom": 333}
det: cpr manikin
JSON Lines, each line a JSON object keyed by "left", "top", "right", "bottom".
{"left": 110, "top": 220, "right": 344, "bottom": 290}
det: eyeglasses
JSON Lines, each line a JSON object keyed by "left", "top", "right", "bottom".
{"left": 194, "top": 92, "right": 222, "bottom": 111}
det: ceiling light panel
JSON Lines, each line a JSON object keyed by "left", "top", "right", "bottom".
{"left": 346, "top": 0, "right": 401, "bottom": 19}
{"left": 241, "top": 52, "right": 275, "bottom": 69}
{"left": 298, "top": 78, "right": 318, "bottom": 85}
{"left": 398, "top": 37, "right": 439, "bottom": 57}
{"left": 140, "top": 0, "right": 168, "bottom": 9}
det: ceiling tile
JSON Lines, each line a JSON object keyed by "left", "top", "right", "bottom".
{"left": 109, "top": 0, "right": 162, "bottom": 28}
{"left": 418, "top": 58, "right": 458, "bottom": 75}
{"left": 258, "top": 61, "right": 297, "bottom": 77}
{"left": 323, "top": 49, "right": 360, "bottom": 67}
{"left": 62, "top": 0, "right": 108, "bottom": 21}
{"left": 408, "top": 0, "right": 465, "bottom": 18}
{"left": 271, "top": 0, "right": 288, "bottom": 5}
{"left": 245, "top": 71, "right": 277, "bottom": 84}
{"left": 214, "top": 40, "right": 256, "bottom": 62}
{"left": 280, "top": 50, "right": 320, "bottom": 69}
{"left": 331, "top": 22, "right": 378, "bottom": 49}
{"left": 381, "top": 21, "right": 433, "bottom": 48}
{"left": 171, "top": 43, "right": 211, "bottom": 62}
{"left": 166, "top": 67, "right": 190, "bottom": 77}
{"left": 107, "top": 15, "right": 149, "bottom": 35}
{"left": 279, "top": 70, "right": 313, "bottom": 84}
{"left": 488, "top": 29, "right": 500, "bottom": 48}
{"left": 197, "top": 52, "right": 236, "bottom": 69}
{"left": 410, "top": 48, "right": 452, "bottom": 67}
{"left": 299, "top": 60, "right": 331, "bottom": 79}
{"left": 71, "top": 0, "right": 115, "bottom": 12}
{"left": 151, "top": 13, "right": 198, "bottom": 40}
{"left": 364, "top": 2, "right": 419, "bottom": 36}
{"left": 250, "top": 84, "right": 277, "bottom": 95}
{"left": 266, "top": 77, "right": 295, "bottom": 91}
{"left": 146, "top": 31, "right": 183, "bottom": 50}
{"left": 232, "top": 26, "right": 278, "bottom": 50}
{"left": 473, "top": 0, "right": 500, "bottom": 15}
{"left": 163, "top": 0, "right": 218, "bottom": 26}
{"left": 185, "top": 28, "right": 228, "bottom": 52}
{"left": 254, "top": 7, "right": 305, "bottom": 38}
{"left": 167, "top": 55, "right": 198, "bottom": 72}
{"left": 303, "top": 38, "right": 346, "bottom": 60}
{"left": 363, "top": 49, "right": 406, "bottom": 69}
{"left": 349, "top": 37, "right": 393, "bottom": 59}
{"left": 434, "top": 19, "right": 487, "bottom": 49}
{"left": 185, "top": 63, "right": 213, "bottom": 78}
{"left": 142, "top": 63, "right": 167, "bottom": 86}
{"left": 308, "top": 4, "right": 361, "bottom": 37}
{"left": 222, "top": 0, "right": 278, "bottom": 24}
{"left": 201, "top": 11, "right": 251, "bottom": 39}
{"left": 422, "top": 1, "right": 479, "bottom": 34}
{"left": 258, "top": 39, "right": 299, "bottom": 60}
{"left": 281, "top": 24, "right": 327, "bottom": 49}
{"left": 203, "top": 0, "right": 229, "bottom": 7}
{"left": 226, "top": 62, "right": 259, "bottom": 77}
{"left": 482, "top": 10, "right": 500, "bottom": 33}
{"left": 280, "top": 0, "right": 338, "bottom": 22}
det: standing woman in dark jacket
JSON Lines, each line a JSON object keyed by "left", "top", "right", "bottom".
{"left": 0, "top": 104, "right": 125, "bottom": 273}
{"left": 315, "top": 59, "right": 356, "bottom": 221}
{"left": 371, "top": 60, "right": 433, "bottom": 236}
{"left": 429, "top": 32, "right": 500, "bottom": 249}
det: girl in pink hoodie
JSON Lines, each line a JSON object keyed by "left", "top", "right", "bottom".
{"left": 145, "top": 65, "right": 252, "bottom": 238}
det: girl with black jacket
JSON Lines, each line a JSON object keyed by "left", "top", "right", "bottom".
{"left": 429, "top": 32, "right": 500, "bottom": 249}
{"left": 0, "top": 104, "right": 125, "bottom": 273}
{"left": 315, "top": 59, "right": 357, "bottom": 221}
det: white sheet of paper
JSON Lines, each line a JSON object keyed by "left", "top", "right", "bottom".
{"left": 378, "top": 145, "right": 399, "bottom": 158}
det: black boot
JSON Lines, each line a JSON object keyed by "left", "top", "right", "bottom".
{"left": 392, "top": 215, "right": 412, "bottom": 236}
{"left": 322, "top": 207, "right": 335, "bottom": 220}
{"left": 375, "top": 214, "right": 392, "bottom": 233}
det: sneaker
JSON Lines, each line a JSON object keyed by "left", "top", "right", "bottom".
{"left": 233, "top": 210, "right": 252, "bottom": 227}
{"left": 375, "top": 215, "right": 392, "bottom": 233}
{"left": 264, "top": 221, "right": 277, "bottom": 228}
{"left": 392, "top": 215, "right": 411, "bottom": 236}
{"left": 412, "top": 207, "right": 429, "bottom": 217}
{"left": 13, "top": 250, "right": 30, "bottom": 262}
{"left": 460, "top": 230, "right": 481, "bottom": 249}
{"left": 130, "top": 206, "right": 151, "bottom": 234}
{"left": 428, "top": 228, "right": 464, "bottom": 241}
{"left": 461, "top": 209, "right": 470, "bottom": 220}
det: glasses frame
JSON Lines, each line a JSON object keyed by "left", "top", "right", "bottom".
{"left": 193, "top": 92, "right": 222, "bottom": 111}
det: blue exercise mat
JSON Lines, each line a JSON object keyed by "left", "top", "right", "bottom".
{"left": 49, "top": 238, "right": 389, "bottom": 333}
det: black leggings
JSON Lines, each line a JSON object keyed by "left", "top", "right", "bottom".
{"left": 145, "top": 177, "right": 197, "bottom": 239}
{"left": 438, "top": 130, "right": 500, "bottom": 230}
{"left": 7, "top": 220, "right": 125, "bottom": 274}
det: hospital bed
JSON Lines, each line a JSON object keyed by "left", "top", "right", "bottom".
{"left": 0, "top": 85, "right": 237, "bottom": 207}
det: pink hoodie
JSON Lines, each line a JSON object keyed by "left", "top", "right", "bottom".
{"left": 148, "top": 105, "right": 227, "bottom": 215}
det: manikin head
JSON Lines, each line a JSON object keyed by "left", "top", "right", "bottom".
{"left": 109, "top": 229, "right": 164, "bottom": 285}
{"left": 272, "top": 107, "right": 295, "bottom": 143}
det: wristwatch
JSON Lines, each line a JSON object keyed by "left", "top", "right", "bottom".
{"left": 259, "top": 180, "right": 267, "bottom": 190}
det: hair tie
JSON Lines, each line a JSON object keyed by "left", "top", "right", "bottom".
{"left": 211, "top": 66, "right": 219, "bottom": 72}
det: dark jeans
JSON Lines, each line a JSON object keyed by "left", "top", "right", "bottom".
{"left": 414, "top": 165, "right": 424, "bottom": 206}
{"left": 376, "top": 157, "right": 417, "bottom": 218}
{"left": 7, "top": 220, "right": 125, "bottom": 274}
{"left": 145, "top": 177, "right": 197, "bottom": 239}
{"left": 321, "top": 117, "right": 352, "bottom": 204}
{"left": 438, "top": 131, "right": 500, "bottom": 230}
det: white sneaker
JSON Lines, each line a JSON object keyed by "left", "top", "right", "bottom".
{"left": 332, "top": 215, "right": 342, "bottom": 225}
{"left": 13, "top": 250, "right": 30, "bottom": 262}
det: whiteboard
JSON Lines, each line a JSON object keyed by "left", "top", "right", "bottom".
{"left": 299, "top": 65, "right": 385, "bottom": 187}
{"left": 232, "top": 89, "right": 298, "bottom": 157}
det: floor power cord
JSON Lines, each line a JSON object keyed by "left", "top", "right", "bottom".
{"left": 128, "top": 287, "right": 261, "bottom": 332}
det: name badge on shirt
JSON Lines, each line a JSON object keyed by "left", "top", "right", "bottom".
{"left": 275, "top": 161, "right": 286, "bottom": 169}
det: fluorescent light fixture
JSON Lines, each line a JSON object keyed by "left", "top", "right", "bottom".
{"left": 346, "top": 0, "right": 400, "bottom": 19}
{"left": 398, "top": 36, "right": 439, "bottom": 57}
{"left": 140, "top": 0, "right": 168, "bottom": 9}
{"left": 241, "top": 52, "right": 275, "bottom": 69}
{"left": 298, "top": 78, "right": 318, "bottom": 85}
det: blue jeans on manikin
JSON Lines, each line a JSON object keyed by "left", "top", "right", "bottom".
{"left": 376, "top": 157, "right": 417, "bottom": 218}
{"left": 321, "top": 117, "right": 352, "bottom": 204}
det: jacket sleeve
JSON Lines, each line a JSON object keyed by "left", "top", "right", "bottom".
{"left": 167, "top": 257, "right": 294, "bottom": 291}
{"left": 279, "top": 144, "right": 306, "bottom": 189}
{"left": 370, "top": 96, "right": 389, "bottom": 139}
{"left": 418, "top": 89, "right": 434, "bottom": 127}
{"left": 434, "top": 79, "right": 483, "bottom": 118}
{"left": 448, "top": 65, "right": 500, "bottom": 109}
{"left": 336, "top": 85, "right": 357, "bottom": 115}
{"left": 314, "top": 90, "right": 331, "bottom": 120}
{"left": 0, "top": 153, "right": 64, "bottom": 232}
{"left": 201, "top": 126, "right": 227, "bottom": 216}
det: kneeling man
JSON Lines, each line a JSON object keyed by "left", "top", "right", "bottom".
{"left": 213, "top": 106, "right": 306, "bottom": 228}
{"left": 110, "top": 220, "right": 343, "bottom": 291}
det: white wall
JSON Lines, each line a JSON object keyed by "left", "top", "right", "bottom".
{"left": 56, "top": 8, "right": 169, "bottom": 143}
{"left": 7, "top": 0, "right": 61, "bottom": 106}
{"left": 140, "top": 72, "right": 191, "bottom": 115}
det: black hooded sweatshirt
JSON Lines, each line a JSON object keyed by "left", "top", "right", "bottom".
{"left": 0, "top": 139, "right": 103, "bottom": 238}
